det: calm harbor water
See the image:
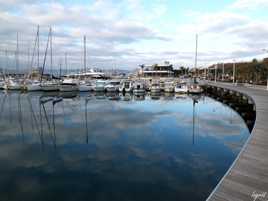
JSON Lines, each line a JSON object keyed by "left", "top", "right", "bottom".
{"left": 0, "top": 91, "right": 250, "bottom": 201}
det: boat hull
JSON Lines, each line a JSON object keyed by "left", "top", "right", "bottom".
{"left": 59, "top": 84, "right": 78, "bottom": 92}
{"left": 41, "top": 84, "right": 60, "bottom": 92}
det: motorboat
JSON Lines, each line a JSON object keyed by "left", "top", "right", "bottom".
{"left": 41, "top": 80, "right": 60, "bottom": 92}
{"left": 59, "top": 78, "right": 78, "bottom": 92}
{"left": 105, "top": 80, "right": 120, "bottom": 92}
{"left": 79, "top": 80, "right": 93, "bottom": 92}
{"left": 188, "top": 84, "right": 203, "bottom": 94}
{"left": 0, "top": 79, "right": 5, "bottom": 89}
{"left": 3, "top": 78, "right": 22, "bottom": 90}
{"left": 150, "top": 81, "right": 161, "bottom": 93}
{"left": 119, "top": 80, "right": 133, "bottom": 93}
{"left": 188, "top": 78, "right": 203, "bottom": 94}
{"left": 25, "top": 80, "right": 41, "bottom": 91}
{"left": 174, "top": 82, "right": 188, "bottom": 93}
{"left": 133, "top": 81, "right": 145, "bottom": 94}
{"left": 94, "top": 80, "right": 106, "bottom": 92}
{"left": 164, "top": 81, "right": 174, "bottom": 93}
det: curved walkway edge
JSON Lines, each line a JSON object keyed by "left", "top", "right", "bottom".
{"left": 206, "top": 83, "right": 268, "bottom": 201}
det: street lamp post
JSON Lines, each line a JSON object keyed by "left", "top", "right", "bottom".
{"left": 222, "top": 62, "right": 225, "bottom": 81}
{"left": 233, "top": 60, "right": 236, "bottom": 85}
{"left": 261, "top": 49, "right": 268, "bottom": 90}
{"left": 215, "top": 64, "right": 217, "bottom": 83}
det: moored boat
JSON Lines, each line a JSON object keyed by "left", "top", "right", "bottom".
{"left": 150, "top": 81, "right": 161, "bottom": 93}
{"left": 119, "top": 79, "right": 133, "bottom": 93}
{"left": 175, "top": 82, "right": 188, "bottom": 93}
{"left": 41, "top": 81, "right": 60, "bottom": 92}
{"left": 133, "top": 81, "right": 145, "bottom": 94}
{"left": 94, "top": 80, "right": 106, "bottom": 92}
{"left": 164, "top": 81, "right": 174, "bottom": 93}
{"left": 59, "top": 78, "right": 78, "bottom": 92}
{"left": 105, "top": 80, "right": 120, "bottom": 92}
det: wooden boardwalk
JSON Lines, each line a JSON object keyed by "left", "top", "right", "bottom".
{"left": 206, "top": 83, "right": 268, "bottom": 201}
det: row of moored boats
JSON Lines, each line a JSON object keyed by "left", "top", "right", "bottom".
{"left": 0, "top": 77, "right": 203, "bottom": 94}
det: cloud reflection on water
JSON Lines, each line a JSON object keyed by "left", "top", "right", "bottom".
{"left": 0, "top": 92, "right": 250, "bottom": 201}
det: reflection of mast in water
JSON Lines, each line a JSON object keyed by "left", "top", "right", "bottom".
{"left": 39, "top": 97, "right": 53, "bottom": 147}
{"left": 27, "top": 95, "right": 43, "bottom": 147}
{"left": 191, "top": 95, "right": 200, "bottom": 145}
{"left": 18, "top": 93, "right": 25, "bottom": 142}
{"left": 85, "top": 96, "right": 91, "bottom": 144}
{"left": 0, "top": 93, "right": 7, "bottom": 120}
{"left": 8, "top": 93, "right": 12, "bottom": 123}
{"left": 52, "top": 97, "right": 63, "bottom": 148}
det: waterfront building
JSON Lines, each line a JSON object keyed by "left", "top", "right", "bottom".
{"left": 138, "top": 61, "right": 174, "bottom": 78}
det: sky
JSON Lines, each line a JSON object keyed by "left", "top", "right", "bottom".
{"left": 1, "top": 0, "right": 268, "bottom": 71}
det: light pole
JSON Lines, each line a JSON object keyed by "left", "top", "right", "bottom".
{"left": 215, "top": 64, "right": 217, "bottom": 83}
{"left": 233, "top": 59, "right": 236, "bottom": 85}
{"left": 222, "top": 62, "right": 225, "bottom": 81}
{"left": 261, "top": 49, "right": 268, "bottom": 90}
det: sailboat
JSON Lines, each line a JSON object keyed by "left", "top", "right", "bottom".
{"left": 188, "top": 34, "right": 203, "bottom": 94}
{"left": 40, "top": 27, "right": 60, "bottom": 92}
{"left": 79, "top": 36, "right": 92, "bottom": 92}
{"left": 4, "top": 33, "right": 23, "bottom": 90}
{"left": 59, "top": 53, "right": 79, "bottom": 92}
{"left": 25, "top": 25, "right": 41, "bottom": 91}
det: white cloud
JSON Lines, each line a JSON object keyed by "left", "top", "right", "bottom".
{"left": 231, "top": 0, "right": 268, "bottom": 9}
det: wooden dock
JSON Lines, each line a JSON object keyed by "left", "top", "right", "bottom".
{"left": 206, "top": 83, "right": 268, "bottom": 201}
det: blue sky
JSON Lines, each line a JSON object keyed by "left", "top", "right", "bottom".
{"left": 1, "top": 0, "right": 268, "bottom": 70}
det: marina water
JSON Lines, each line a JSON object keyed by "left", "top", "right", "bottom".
{"left": 0, "top": 92, "right": 250, "bottom": 201}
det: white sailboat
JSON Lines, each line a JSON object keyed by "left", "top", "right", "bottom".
{"left": 119, "top": 79, "right": 133, "bottom": 93}
{"left": 25, "top": 26, "right": 42, "bottom": 91}
{"left": 78, "top": 35, "right": 93, "bottom": 92}
{"left": 59, "top": 77, "right": 78, "bottom": 92}
{"left": 40, "top": 27, "right": 60, "bottom": 92}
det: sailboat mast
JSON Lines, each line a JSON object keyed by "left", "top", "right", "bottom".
{"left": 84, "top": 35, "right": 86, "bottom": 73}
{"left": 37, "top": 25, "right": 40, "bottom": 69}
{"left": 195, "top": 34, "right": 198, "bottom": 76}
{"left": 40, "top": 27, "right": 51, "bottom": 83}
{"left": 65, "top": 52, "right": 67, "bottom": 75}
{"left": 16, "top": 32, "right": 19, "bottom": 75}
{"left": 50, "top": 27, "right": 53, "bottom": 77}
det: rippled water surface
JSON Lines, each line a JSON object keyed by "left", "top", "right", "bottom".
{"left": 0, "top": 91, "right": 250, "bottom": 201}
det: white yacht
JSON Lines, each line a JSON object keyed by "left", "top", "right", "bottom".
{"left": 119, "top": 80, "right": 133, "bottom": 93}
{"left": 3, "top": 78, "right": 22, "bottom": 90}
{"left": 150, "top": 81, "right": 161, "bottom": 93}
{"left": 94, "top": 80, "right": 106, "bottom": 92}
{"left": 175, "top": 82, "right": 188, "bottom": 93}
{"left": 59, "top": 78, "right": 78, "bottom": 92}
{"left": 133, "top": 81, "right": 145, "bottom": 94}
{"left": 79, "top": 80, "right": 93, "bottom": 92}
{"left": 105, "top": 80, "right": 120, "bottom": 92}
{"left": 164, "top": 81, "right": 174, "bottom": 93}
{"left": 41, "top": 80, "right": 60, "bottom": 92}
{"left": 25, "top": 80, "right": 42, "bottom": 91}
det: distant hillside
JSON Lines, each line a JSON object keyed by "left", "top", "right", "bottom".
{"left": 207, "top": 58, "right": 268, "bottom": 84}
